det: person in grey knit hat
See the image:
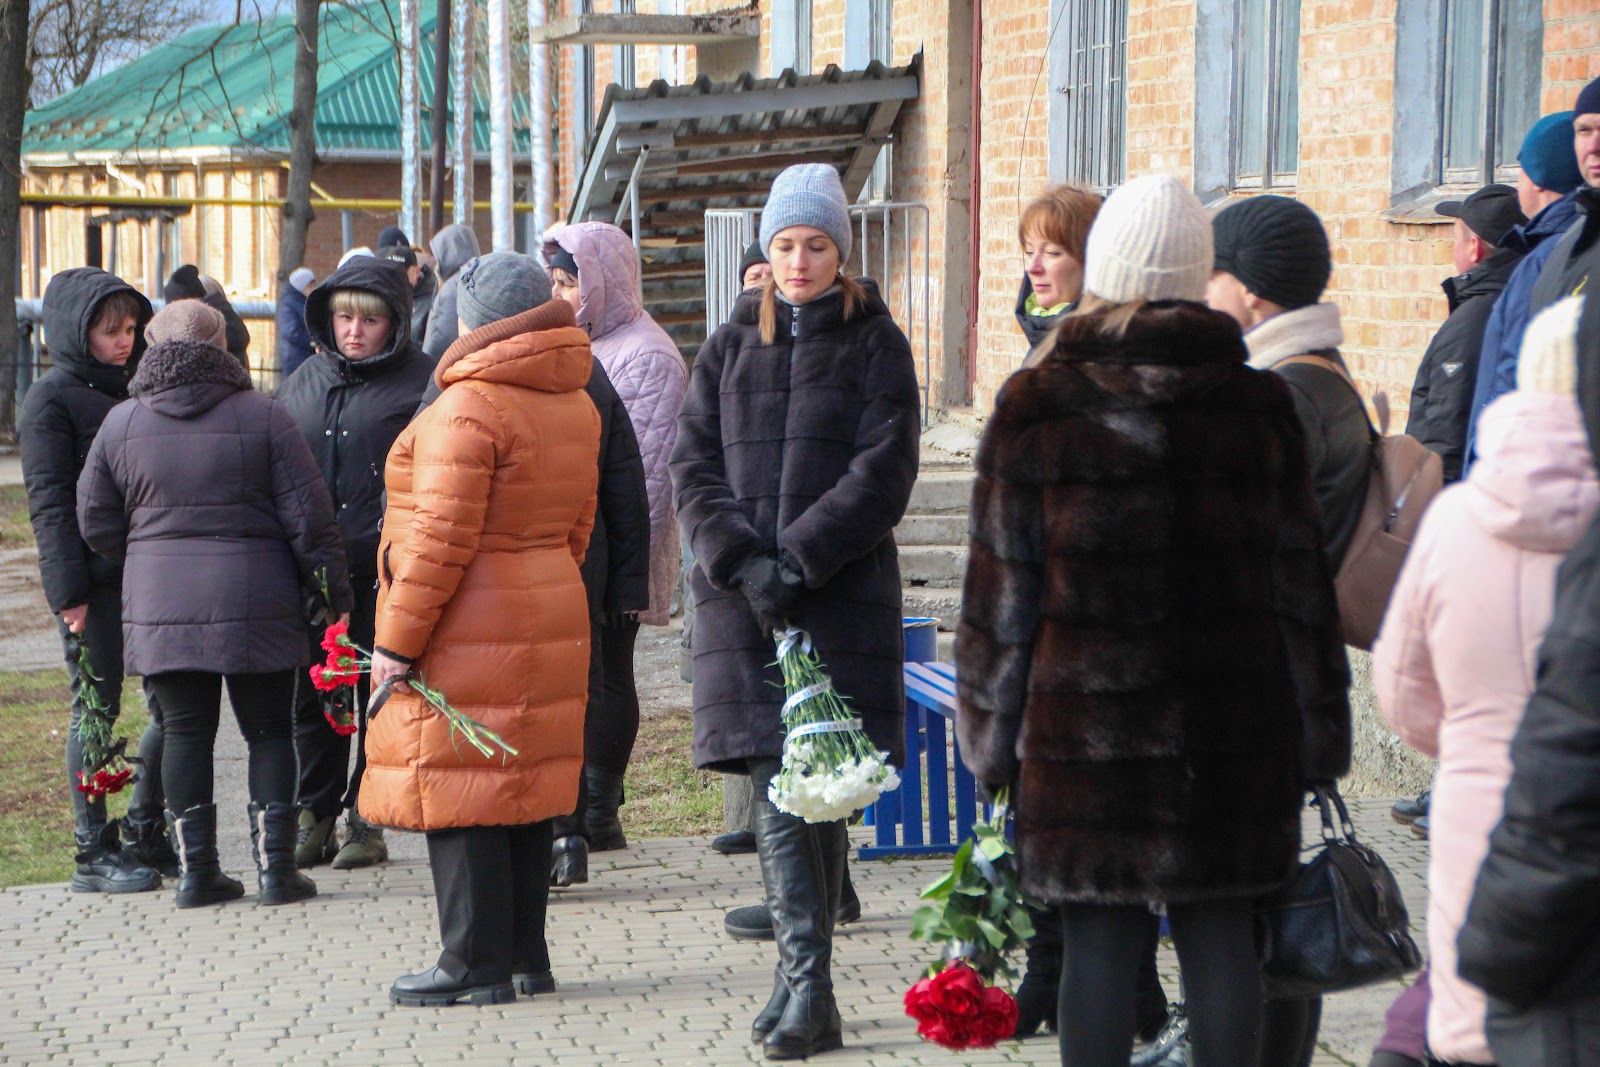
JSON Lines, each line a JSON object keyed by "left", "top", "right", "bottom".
{"left": 456, "top": 252, "right": 554, "bottom": 333}
{"left": 759, "top": 163, "right": 853, "bottom": 263}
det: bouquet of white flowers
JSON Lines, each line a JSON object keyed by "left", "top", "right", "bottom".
{"left": 768, "top": 627, "right": 901, "bottom": 823}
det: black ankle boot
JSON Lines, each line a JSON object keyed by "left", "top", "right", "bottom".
{"left": 757, "top": 809, "right": 846, "bottom": 1061}
{"left": 584, "top": 766, "right": 628, "bottom": 851}
{"left": 390, "top": 965, "right": 515, "bottom": 1007}
{"left": 168, "top": 805, "right": 244, "bottom": 908}
{"left": 550, "top": 835, "right": 588, "bottom": 886}
{"left": 250, "top": 802, "right": 317, "bottom": 905}
{"left": 123, "top": 812, "right": 181, "bottom": 878}
{"left": 72, "top": 820, "right": 161, "bottom": 894}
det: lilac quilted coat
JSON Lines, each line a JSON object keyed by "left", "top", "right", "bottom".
{"left": 544, "top": 222, "right": 688, "bottom": 625}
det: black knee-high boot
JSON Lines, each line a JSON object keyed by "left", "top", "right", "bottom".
{"left": 756, "top": 800, "right": 846, "bottom": 1061}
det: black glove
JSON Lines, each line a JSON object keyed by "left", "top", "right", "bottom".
{"left": 733, "top": 554, "right": 804, "bottom": 634}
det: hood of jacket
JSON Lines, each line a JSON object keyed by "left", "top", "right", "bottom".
{"left": 1443, "top": 247, "right": 1521, "bottom": 312}
{"left": 128, "top": 338, "right": 253, "bottom": 418}
{"left": 1243, "top": 302, "right": 1344, "bottom": 370}
{"left": 303, "top": 258, "right": 416, "bottom": 375}
{"left": 430, "top": 224, "right": 480, "bottom": 280}
{"left": 1501, "top": 191, "right": 1583, "bottom": 256}
{"left": 541, "top": 221, "right": 644, "bottom": 342}
{"left": 1468, "top": 390, "right": 1600, "bottom": 554}
{"left": 41, "top": 267, "right": 153, "bottom": 394}
{"left": 437, "top": 297, "right": 593, "bottom": 394}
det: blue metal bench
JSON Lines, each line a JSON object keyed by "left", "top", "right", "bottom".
{"left": 859, "top": 660, "right": 982, "bottom": 859}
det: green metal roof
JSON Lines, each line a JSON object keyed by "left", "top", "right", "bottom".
{"left": 23, "top": 0, "right": 531, "bottom": 159}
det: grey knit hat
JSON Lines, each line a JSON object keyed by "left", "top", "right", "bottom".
{"left": 457, "top": 252, "right": 554, "bottom": 331}
{"left": 759, "top": 164, "right": 853, "bottom": 262}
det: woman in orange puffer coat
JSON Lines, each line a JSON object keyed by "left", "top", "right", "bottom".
{"left": 361, "top": 253, "right": 600, "bottom": 1008}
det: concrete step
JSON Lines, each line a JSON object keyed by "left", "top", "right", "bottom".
{"left": 899, "top": 544, "right": 968, "bottom": 588}
{"left": 895, "top": 513, "right": 968, "bottom": 546}
{"left": 907, "top": 469, "right": 975, "bottom": 515}
{"left": 902, "top": 587, "right": 963, "bottom": 631}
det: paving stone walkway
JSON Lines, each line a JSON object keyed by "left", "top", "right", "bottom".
{"left": 0, "top": 799, "right": 1426, "bottom": 1066}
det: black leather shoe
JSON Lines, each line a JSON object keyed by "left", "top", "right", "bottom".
{"left": 389, "top": 966, "right": 515, "bottom": 1006}
{"left": 712, "top": 830, "right": 758, "bottom": 855}
{"left": 512, "top": 970, "right": 556, "bottom": 996}
{"left": 550, "top": 835, "right": 588, "bottom": 887}
{"left": 1391, "top": 790, "right": 1430, "bottom": 825}
{"left": 71, "top": 822, "right": 162, "bottom": 894}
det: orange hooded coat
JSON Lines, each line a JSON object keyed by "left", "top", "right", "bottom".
{"left": 360, "top": 300, "right": 599, "bottom": 832}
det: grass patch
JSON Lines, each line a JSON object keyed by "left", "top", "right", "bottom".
{"left": 622, "top": 707, "right": 723, "bottom": 840}
{"left": 0, "top": 483, "right": 34, "bottom": 548}
{"left": 0, "top": 668, "right": 151, "bottom": 887}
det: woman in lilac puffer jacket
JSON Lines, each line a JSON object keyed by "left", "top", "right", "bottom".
{"left": 543, "top": 221, "right": 688, "bottom": 850}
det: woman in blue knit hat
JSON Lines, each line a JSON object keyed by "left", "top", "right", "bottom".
{"left": 671, "top": 163, "right": 921, "bottom": 1060}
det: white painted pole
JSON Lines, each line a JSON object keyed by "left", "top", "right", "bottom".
{"left": 398, "top": 0, "right": 421, "bottom": 241}
{"left": 452, "top": 0, "right": 475, "bottom": 227}
{"left": 486, "top": 0, "right": 514, "bottom": 250}
{"left": 528, "top": 0, "right": 555, "bottom": 234}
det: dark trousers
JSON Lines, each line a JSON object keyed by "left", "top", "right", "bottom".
{"left": 587, "top": 616, "right": 641, "bottom": 775}
{"left": 62, "top": 583, "right": 165, "bottom": 839}
{"left": 1263, "top": 995, "right": 1323, "bottom": 1067}
{"left": 425, "top": 821, "right": 555, "bottom": 984}
{"left": 1488, "top": 993, "right": 1600, "bottom": 1067}
{"left": 151, "top": 670, "right": 297, "bottom": 814}
{"left": 554, "top": 619, "right": 606, "bottom": 839}
{"left": 291, "top": 578, "right": 379, "bottom": 818}
{"left": 1059, "top": 899, "right": 1262, "bottom": 1067}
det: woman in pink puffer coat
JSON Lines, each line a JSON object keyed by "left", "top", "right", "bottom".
{"left": 542, "top": 221, "right": 688, "bottom": 850}
{"left": 1375, "top": 295, "right": 1599, "bottom": 1066}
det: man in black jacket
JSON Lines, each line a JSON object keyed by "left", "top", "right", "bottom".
{"left": 1458, "top": 291, "right": 1600, "bottom": 1066}
{"left": 20, "top": 268, "right": 166, "bottom": 892}
{"left": 1527, "top": 79, "right": 1600, "bottom": 317}
{"left": 1407, "top": 184, "right": 1526, "bottom": 483}
{"left": 277, "top": 257, "right": 433, "bottom": 870}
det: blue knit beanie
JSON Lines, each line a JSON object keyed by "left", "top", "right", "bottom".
{"left": 1519, "top": 112, "right": 1583, "bottom": 195}
{"left": 759, "top": 164, "right": 852, "bottom": 262}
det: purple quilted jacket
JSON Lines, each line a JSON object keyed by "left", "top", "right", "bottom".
{"left": 544, "top": 222, "right": 688, "bottom": 625}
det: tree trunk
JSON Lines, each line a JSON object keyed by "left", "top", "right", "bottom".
{"left": 428, "top": 0, "right": 450, "bottom": 239}
{"left": 276, "top": 0, "right": 320, "bottom": 304}
{"left": 0, "top": 0, "right": 32, "bottom": 436}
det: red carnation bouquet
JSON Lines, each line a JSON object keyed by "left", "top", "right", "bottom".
{"left": 904, "top": 789, "right": 1033, "bottom": 1050}
{"left": 73, "top": 636, "right": 137, "bottom": 800}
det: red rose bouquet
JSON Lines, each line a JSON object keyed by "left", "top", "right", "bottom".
{"left": 904, "top": 789, "right": 1033, "bottom": 1050}
{"left": 73, "top": 636, "right": 137, "bottom": 800}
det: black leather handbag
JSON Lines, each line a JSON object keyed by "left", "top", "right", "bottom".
{"left": 1258, "top": 785, "right": 1423, "bottom": 999}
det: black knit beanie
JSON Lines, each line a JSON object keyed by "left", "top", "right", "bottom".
{"left": 1576, "top": 77, "right": 1600, "bottom": 118}
{"left": 1211, "top": 195, "right": 1332, "bottom": 310}
{"left": 163, "top": 264, "right": 206, "bottom": 303}
{"left": 738, "top": 242, "right": 768, "bottom": 286}
{"left": 549, "top": 246, "right": 580, "bottom": 279}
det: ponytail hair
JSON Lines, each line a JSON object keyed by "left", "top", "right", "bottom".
{"left": 758, "top": 274, "right": 870, "bottom": 344}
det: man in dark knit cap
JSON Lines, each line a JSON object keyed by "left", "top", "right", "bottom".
{"left": 1408, "top": 184, "right": 1526, "bottom": 484}
{"left": 1462, "top": 109, "right": 1587, "bottom": 469}
{"left": 1524, "top": 78, "right": 1600, "bottom": 321}
{"left": 738, "top": 242, "right": 771, "bottom": 292}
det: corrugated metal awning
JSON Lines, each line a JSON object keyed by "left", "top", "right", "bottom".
{"left": 565, "top": 58, "right": 921, "bottom": 356}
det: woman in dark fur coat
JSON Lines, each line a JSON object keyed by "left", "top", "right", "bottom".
{"left": 671, "top": 164, "right": 920, "bottom": 1060}
{"left": 955, "top": 175, "right": 1351, "bottom": 1067}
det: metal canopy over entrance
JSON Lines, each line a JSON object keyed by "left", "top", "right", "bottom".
{"left": 565, "top": 58, "right": 921, "bottom": 356}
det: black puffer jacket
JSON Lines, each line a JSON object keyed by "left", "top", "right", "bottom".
{"left": 278, "top": 258, "right": 432, "bottom": 578}
{"left": 1458, "top": 290, "right": 1600, "bottom": 1010}
{"left": 418, "top": 354, "right": 650, "bottom": 622}
{"left": 76, "top": 339, "right": 353, "bottom": 676}
{"left": 19, "top": 268, "right": 152, "bottom": 613}
{"left": 1529, "top": 184, "right": 1600, "bottom": 318}
{"left": 671, "top": 280, "right": 921, "bottom": 772}
{"left": 1406, "top": 248, "right": 1521, "bottom": 484}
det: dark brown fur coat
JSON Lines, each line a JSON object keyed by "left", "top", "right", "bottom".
{"left": 955, "top": 301, "right": 1350, "bottom": 906}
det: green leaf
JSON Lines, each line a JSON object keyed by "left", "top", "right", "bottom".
{"left": 976, "top": 835, "right": 1009, "bottom": 863}
{"left": 909, "top": 905, "right": 942, "bottom": 940}
{"left": 975, "top": 918, "right": 1007, "bottom": 950}
{"left": 948, "top": 914, "right": 981, "bottom": 943}
{"left": 1008, "top": 906, "right": 1036, "bottom": 940}
{"left": 918, "top": 870, "right": 956, "bottom": 900}
{"left": 953, "top": 882, "right": 989, "bottom": 897}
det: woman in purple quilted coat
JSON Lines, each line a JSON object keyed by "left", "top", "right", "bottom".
{"left": 542, "top": 221, "right": 688, "bottom": 850}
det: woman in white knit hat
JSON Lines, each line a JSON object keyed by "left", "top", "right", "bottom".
{"left": 954, "top": 174, "right": 1351, "bottom": 1067}
{"left": 671, "top": 163, "right": 921, "bottom": 1060}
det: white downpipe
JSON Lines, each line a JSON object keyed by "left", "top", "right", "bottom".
{"left": 486, "top": 0, "right": 514, "bottom": 250}
{"left": 398, "top": 0, "right": 421, "bottom": 240}
{"left": 527, "top": 0, "right": 554, "bottom": 234}
{"left": 452, "top": 0, "right": 475, "bottom": 227}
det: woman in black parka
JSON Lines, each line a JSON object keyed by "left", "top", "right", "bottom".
{"left": 77, "top": 320, "right": 353, "bottom": 911}
{"left": 20, "top": 267, "right": 168, "bottom": 892}
{"left": 277, "top": 257, "right": 433, "bottom": 870}
{"left": 671, "top": 164, "right": 920, "bottom": 1061}
{"left": 955, "top": 176, "right": 1350, "bottom": 1067}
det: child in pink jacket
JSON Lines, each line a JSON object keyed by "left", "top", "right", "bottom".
{"left": 1374, "top": 294, "right": 1599, "bottom": 1065}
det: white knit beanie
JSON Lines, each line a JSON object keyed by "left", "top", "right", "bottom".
{"left": 1083, "top": 174, "right": 1213, "bottom": 304}
{"left": 1518, "top": 295, "right": 1583, "bottom": 396}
